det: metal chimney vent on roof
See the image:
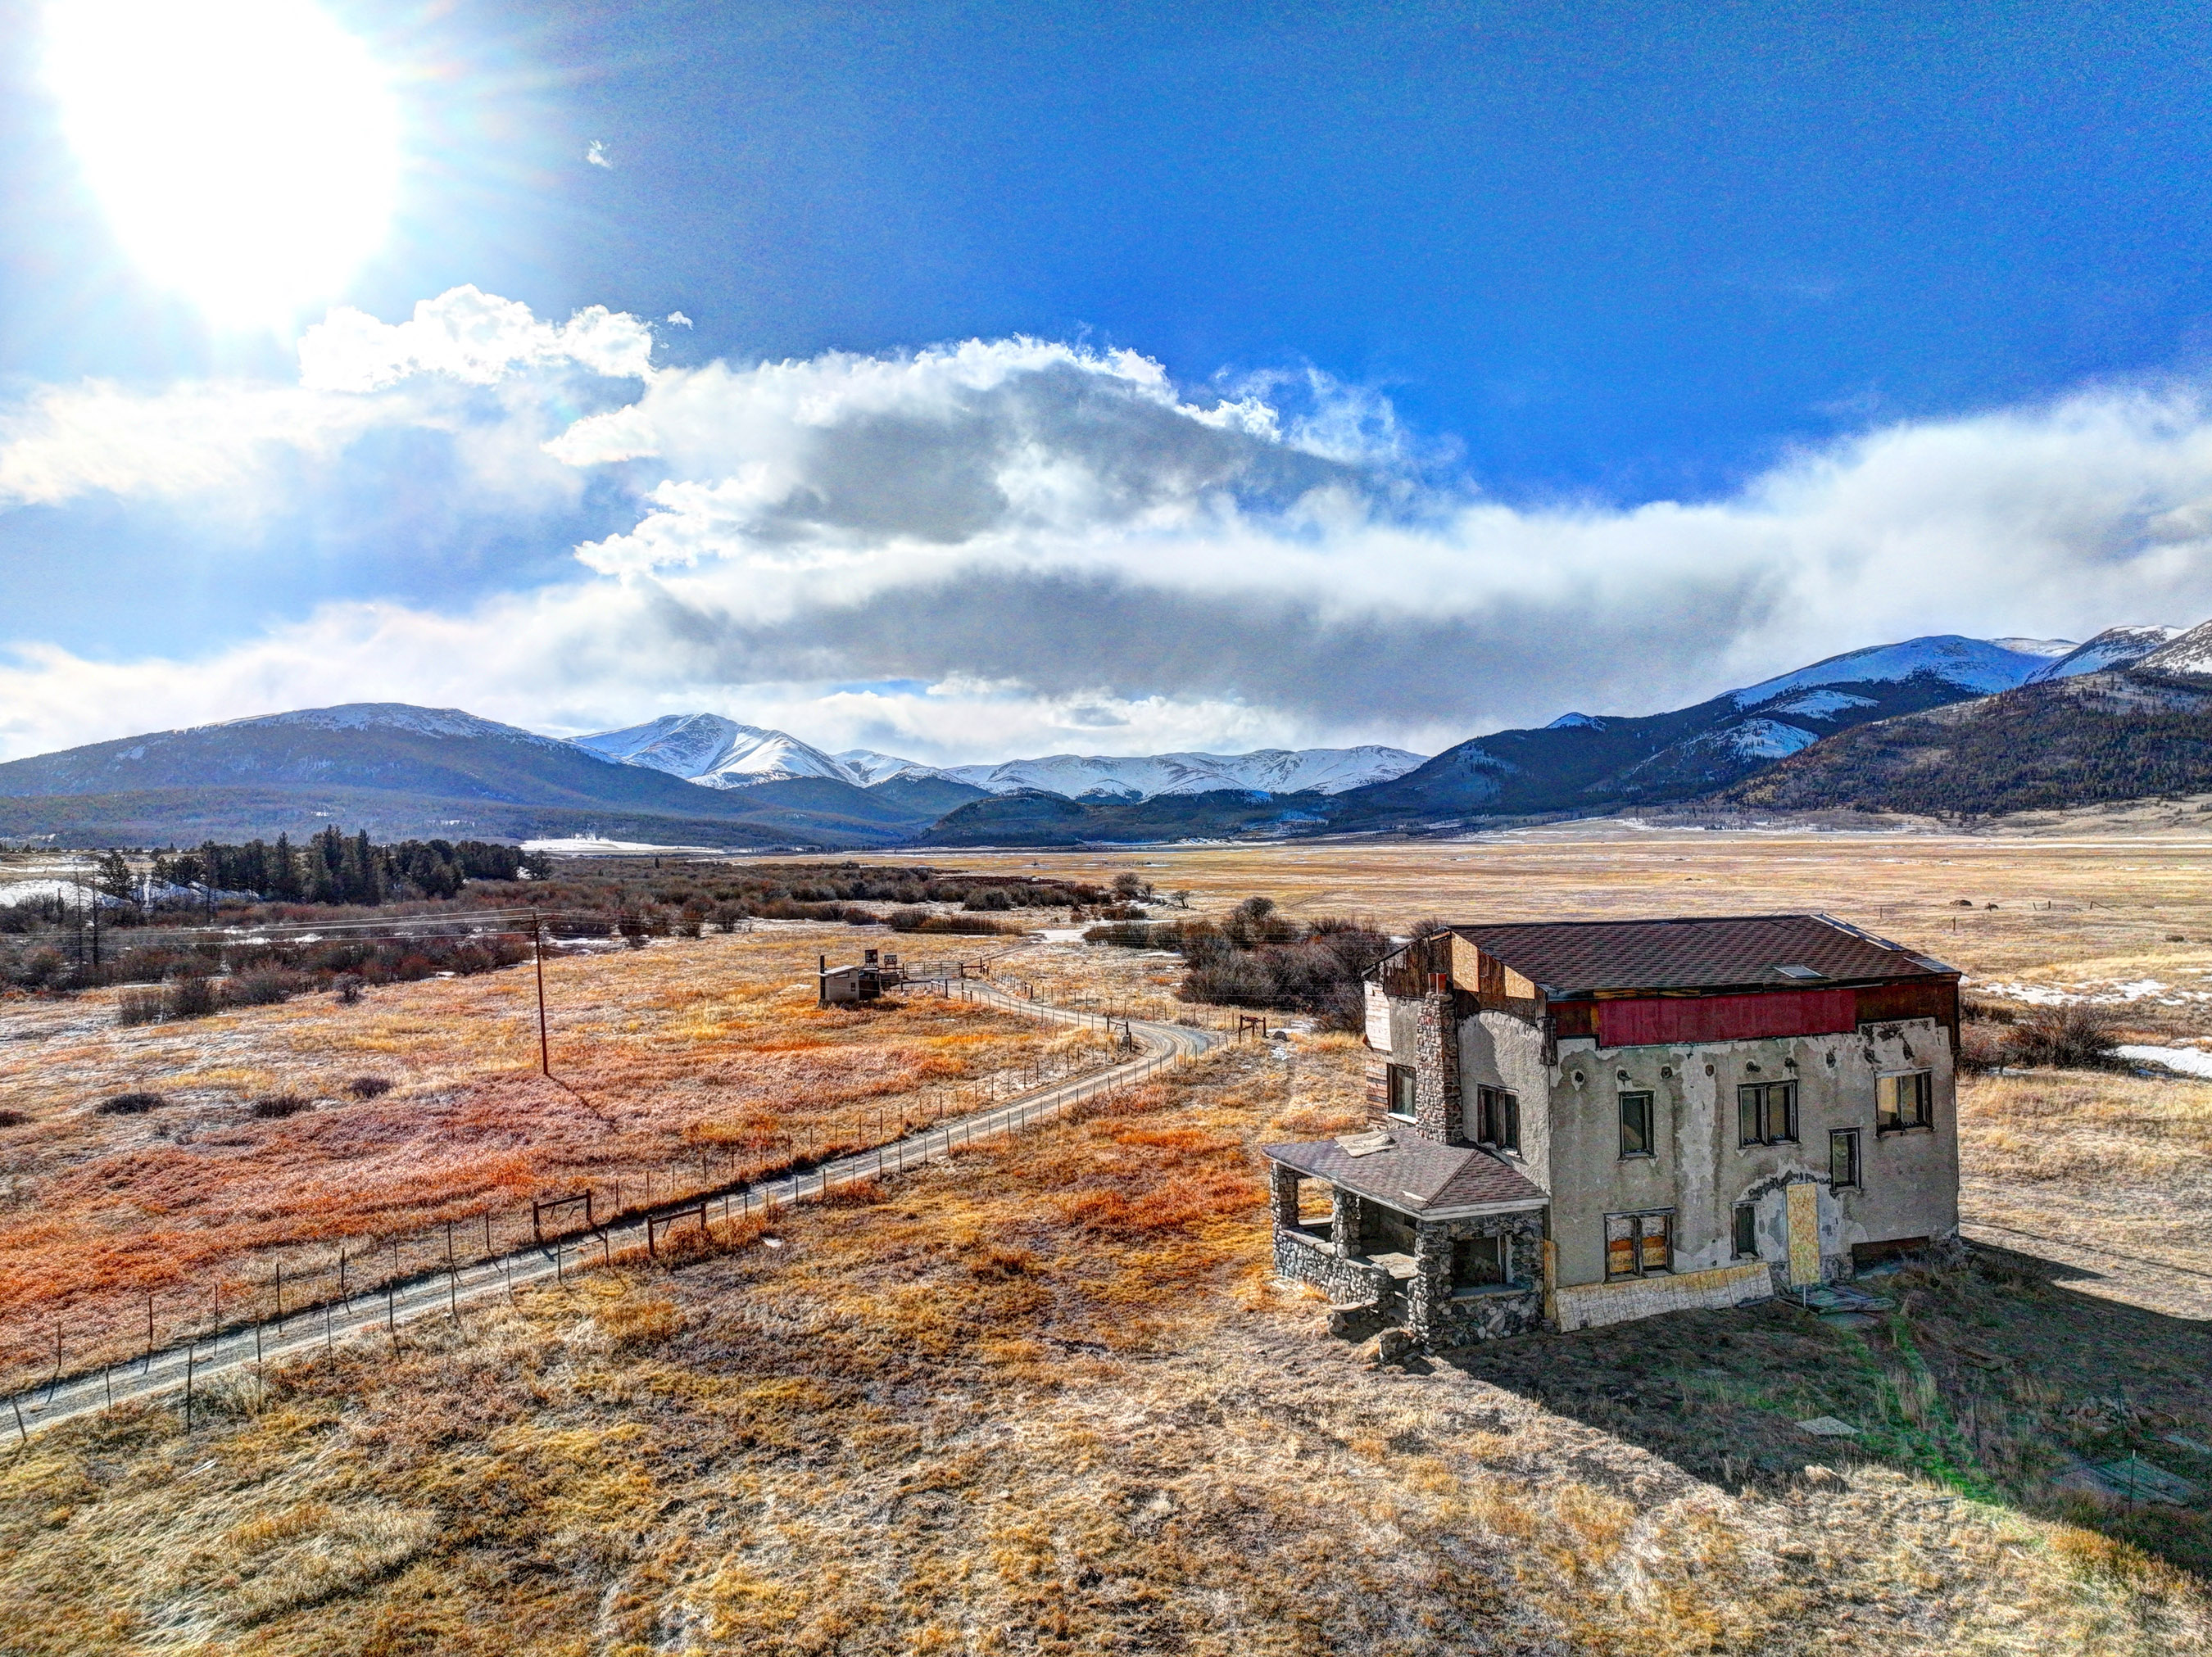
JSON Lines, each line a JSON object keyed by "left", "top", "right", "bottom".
{"left": 1776, "top": 964, "right": 1824, "bottom": 980}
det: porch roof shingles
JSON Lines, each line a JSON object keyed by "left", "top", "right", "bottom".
{"left": 1262, "top": 1135, "right": 1547, "bottom": 1216}
{"left": 1448, "top": 912, "right": 1955, "bottom": 998}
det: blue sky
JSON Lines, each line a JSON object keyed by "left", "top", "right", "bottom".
{"left": 6, "top": 0, "right": 2212, "bottom": 763}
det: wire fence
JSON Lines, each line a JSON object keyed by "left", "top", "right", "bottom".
{"left": 0, "top": 989, "right": 1206, "bottom": 1421}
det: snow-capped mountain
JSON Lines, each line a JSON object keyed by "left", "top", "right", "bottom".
{"left": 571, "top": 720, "right": 1425, "bottom": 799}
{"left": 2047, "top": 623, "right": 2188, "bottom": 681}
{"left": 233, "top": 704, "right": 569, "bottom": 747}
{"left": 1727, "top": 635, "right": 2071, "bottom": 708}
{"left": 935, "top": 746, "right": 1425, "bottom": 799}
{"left": 572, "top": 714, "right": 854, "bottom": 789}
{"left": 833, "top": 749, "right": 935, "bottom": 786}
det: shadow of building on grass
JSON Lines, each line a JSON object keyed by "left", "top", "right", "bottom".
{"left": 1420, "top": 1241, "right": 2212, "bottom": 1579}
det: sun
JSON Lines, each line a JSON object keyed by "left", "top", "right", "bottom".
{"left": 45, "top": 0, "right": 401, "bottom": 330}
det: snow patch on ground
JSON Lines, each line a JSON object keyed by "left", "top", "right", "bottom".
{"left": 1974, "top": 976, "right": 2212, "bottom": 1007}
{"left": 522, "top": 836, "right": 731, "bottom": 855}
{"left": 2115, "top": 1045, "right": 2212, "bottom": 1077}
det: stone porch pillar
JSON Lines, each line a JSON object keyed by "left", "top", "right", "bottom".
{"left": 1408, "top": 1220, "right": 1449, "bottom": 1337}
{"left": 1269, "top": 1162, "right": 1301, "bottom": 1230}
{"left": 1332, "top": 1188, "right": 1362, "bottom": 1258}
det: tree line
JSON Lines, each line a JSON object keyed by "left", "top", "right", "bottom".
{"left": 148, "top": 827, "right": 546, "bottom": 905}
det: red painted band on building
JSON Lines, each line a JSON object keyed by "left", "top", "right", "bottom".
{"left": 1596, "top": 987, "right": 1858, "bottom": 1048}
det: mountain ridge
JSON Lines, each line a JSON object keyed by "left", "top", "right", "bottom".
{"left": 569, "top": 716, "right": 1425, "bottom": 801}
{"left": 0, "top": 623, "right": 2190, "bottom": 849}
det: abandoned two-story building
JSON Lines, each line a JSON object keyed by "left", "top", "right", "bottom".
{"left": 1262, "top": 914, "right": 1960, "bottom": 1346}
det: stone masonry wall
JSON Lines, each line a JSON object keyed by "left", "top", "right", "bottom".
{"left": 1274, "top": 1228, "right": 1394, "bottom": 1310}
{"left": 1404, "top": 1211, "right": 1547, "bottom": 1345}
{"left": 1414, "top": 988, "right": 1463, "bottom": 1145}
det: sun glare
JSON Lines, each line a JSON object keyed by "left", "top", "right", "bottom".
{"left": 45, "top": 0, "right": 401, "bottom": 329}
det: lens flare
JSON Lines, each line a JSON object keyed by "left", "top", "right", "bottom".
{"left": 46, "top": 0, "right": 401, "bottom": 329}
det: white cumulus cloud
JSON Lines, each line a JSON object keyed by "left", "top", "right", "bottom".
{"left": 297, "top": 285, "right": 655, "bottom": 393}
{"left": 7, "top": 286, "right": 2212, "bottom": 766}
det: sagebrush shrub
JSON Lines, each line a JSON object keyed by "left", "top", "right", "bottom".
{"left": 252, "top": 1093, "right": 311, "bottom": 1120}
{"left": 2008, "top": 1003, "right": 2122, "bottom": 1069}
{"left": 224, "top": 969, "right": 300, "bottom": 1007}
{"left": 116, "top": 989, "right": 165, "bottom": 1027}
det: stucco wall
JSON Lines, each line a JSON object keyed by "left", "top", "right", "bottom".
{"left": 1545, "top": 1016, "right": 1958, "bottom": 1288}
{"left": 1457, "top": 1008, "right": 1553, "bottom": 1188}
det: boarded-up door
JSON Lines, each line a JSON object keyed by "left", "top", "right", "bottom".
{"left": 1786, "top": 1183, "right": 1821, "bottom": 1287}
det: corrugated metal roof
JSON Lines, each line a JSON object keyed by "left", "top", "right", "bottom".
{"left": 1438, "top": 913, "right": 1953, "bottom": 997}
{"left": 1263, "top": 1136, "right": 1548, "bottom": 1215}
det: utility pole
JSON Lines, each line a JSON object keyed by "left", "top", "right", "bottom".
{"left": 533, "top": 910, "right": 551, "bottom": 1077}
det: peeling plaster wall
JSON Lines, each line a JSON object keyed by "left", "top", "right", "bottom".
{"left": 1460, "top": 1008, "right": 1553, "bottom": 1188}
{"left": 1545, "top": 1016, "right": 1957, "bottom": 1288}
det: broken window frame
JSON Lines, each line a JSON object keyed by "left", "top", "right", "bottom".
{"left": 1385, "top": 1062, "right": 1417, "bottom": 1121}
{"left": 1618, "top": 1089, "right": 1656, "bottom": 1159}
{"left": 1452, "top": 1233, "right": 1510, "bottom": 1292}
{"left": 1829, "top": 1128, "right": 1861, "bottom": 1189}
{"left": 1476, "top": 1085, "right": 1521, "bottom": 1154}
{"left": 1604, "top": 1209, "right": 1674, "bottom": 1280}
{"left": 1732, "top": 1201, "right": 1759, "bottom": 1259}
{"left": 1876, "top": 1069, "right": 1933, "bottom": 1134}
{"left": 1737, "top": 1080, "right": 1799, "bottom": 1147}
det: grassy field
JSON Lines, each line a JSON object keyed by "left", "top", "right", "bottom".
{"left": 2, "top": 828, "right": 2210, "bottom": 1652}
{"left": 1, "top": 1034, "right": 2205, "bottom": 1655}
{"left": 913, "top": 826, "right": 2212, "bottom": 1034}
{"left": 0, "top": 927, "right": 1122, "bottom": 1383}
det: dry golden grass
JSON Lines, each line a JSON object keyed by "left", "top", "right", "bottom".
{"left": 0, "top": 927, "right": 1114, "bottom": 1383}
{"left": 1960, "top": 1068, "right": 2212, "bottom": 1317}
{"left": 4, "top": 835, "right": 2210, "bottom": 1651}
{"left": 2, "top": 1036, "right": 2204, "bottom": 1655}
{"left": 900, "top": 828, "right": 2212, "bottom": 1034}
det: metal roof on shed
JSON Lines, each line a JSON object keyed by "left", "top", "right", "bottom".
{"left": 1438, "top": 912, "right": 1954, "bottom": 998}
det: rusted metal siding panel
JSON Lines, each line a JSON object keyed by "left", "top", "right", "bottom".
{"left": 1552, "top": 1000, "right": 1598, "bottom": 1040}
{"left": 1854, "top": 976, "right": 1959, "bottom": 1033}
{"left": 1598, "top": 988, "right": 1857, "bottom": 1048}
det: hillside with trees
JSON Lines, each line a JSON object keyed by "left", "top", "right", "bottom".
{"left": 1724, "top": 672, "right": 2212, "bottom": 818}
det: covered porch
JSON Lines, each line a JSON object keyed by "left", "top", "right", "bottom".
{"left": 1263, "top": 1130, "right": 1551, "bottom": 1347}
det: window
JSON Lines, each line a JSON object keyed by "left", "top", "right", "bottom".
{"left": 1618, "top": 1091, "right": 1656, "bottom": 1158}
{"left": 1385, "top": 1063, "right": 1416, "bottom": 1121}
{"left": 1878, "top": 1070, "right": 1933, "bottom": 1132}
{"left": 1476, "top": 1086, "right": 1520, "bottom": 1153}
{"left": 1737, "top": 1080, "right": 1798, "bottom": 1146}
{"left": 1453, "top": 1234, "right": 1507, "bottom": 1288}
{"left": 1604, "top": 1211, "right": 1673, "bottom": 1280}
{"left": 1830, "top": 1128, "right": 1861, "bottom": 1189}
{"left": 1732, "top": 1202, "right": 1759, "bottom": 1259}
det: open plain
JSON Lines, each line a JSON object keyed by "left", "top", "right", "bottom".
{"left": 0, "top": 828, "right": 2208, "bottom": 1653}
{"left": 0, "top": 926, "right": 1117, "bottom": 1384}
